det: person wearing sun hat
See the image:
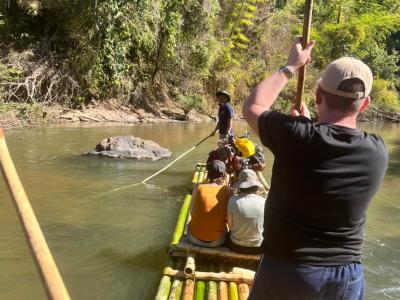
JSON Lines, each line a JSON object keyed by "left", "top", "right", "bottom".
{"left": 226, "top": 169, "right": 265, "bottom": 255}
{"left": 211, "top": 90, "right": 235, "bottom": 141}
{"left": 243, "top": 37, "right": 388, "bottom": 300}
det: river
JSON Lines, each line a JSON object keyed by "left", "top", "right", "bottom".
{"left": 0, "top": 121, "right": 399, "bottom": 300}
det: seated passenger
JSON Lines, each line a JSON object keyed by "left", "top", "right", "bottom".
{"left": 248, "top": 144, "right": 266, "bottom": 172}
{"left": 227, "top": 169, "right": 265, "bottom": 254}
{"left": 187, "top": 160, "right": 233, "bottom": 247}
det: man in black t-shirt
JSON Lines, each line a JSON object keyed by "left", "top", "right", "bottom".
{"left": 243, "top": 38, "right": 388, "bottom": 300}
{"left": 211, "top": 91, "right": 234, "bottom": 140}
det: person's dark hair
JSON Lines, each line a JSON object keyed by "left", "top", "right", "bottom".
{"left": 321, "top": 78, "right": 366, "bottom": 113}
{"left": 239, "top": 186, "right": 259, "bottom": 194}
{"left": 218, "top": 94, "right": 230, "bottom": 103}
{"left": 206, "top": 160, "right": 226, "bottom": 181}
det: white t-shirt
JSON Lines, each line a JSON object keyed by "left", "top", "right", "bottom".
{"left": 228, "top": 193, "right": 266, "bottom": 247}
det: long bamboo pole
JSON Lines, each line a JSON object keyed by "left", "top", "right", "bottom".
{"left": 0, "top": 129, "right": 70, "bottom": 300}
{"left": 140, "top": 134, "right": 212, "bottom": 184}
{"left": 294, "top": 0, "right": 314, "bottom": 111}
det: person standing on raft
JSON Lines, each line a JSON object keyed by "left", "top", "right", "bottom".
{"left": 211, "top": 91, "right": 234, "bottom": 141}
{"left": 243, "top": 37, "right": 388, "bottom": 299}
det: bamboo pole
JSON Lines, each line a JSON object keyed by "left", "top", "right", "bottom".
{"left": 207, "top": 265, "right": 218, "bottom": 300}
{"left": 198, "top": 169, "right": 205, "bottom": 184}
{"left": 140, "top": 134, "right": 212, "bottom": 184}
{"left": 163, "top": 268, "right": 254, "bottom": 285}
{"left": 0, "top": 128, "right": 71, "bottom": 300}
{"left": 182, "top": 278, "right": 195, "bottom": 300}
{"left": 294, "top": 0, "right": 314, "bottom": 111}
{"left": 195, "top": 280, "right": 206, "bottom": 300}
{"left": 155, "top": 270, "right": 172, "bottom": 300}
{"left": 207, "top": 280, "right": 218, "bottom": 300}
{"left": 170, "top": 194, "right": 192, "bottom": 245}
{"left": 229, "top": 282, "right": 239, "bottom": 300}
{"left": 168, "top": 279, "right": 183, "bottom": 300}
{"left": 238, "top": 283, "right": 249, "bottom": 300}
{"left": 219, "top": 281, "right": 229, "bottom": 300}
{"left": 192, "top": 166, "right": 201, "bottom": 184}
{"left": 184, "top": 255, "right": 196, "bottom": 276}
{"left": 231, "top": 268, "right": 256, "bottom": 278}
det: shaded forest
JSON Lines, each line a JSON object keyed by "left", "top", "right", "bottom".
{"left": 0, "top": 0, "right": 399, "bottom": 119}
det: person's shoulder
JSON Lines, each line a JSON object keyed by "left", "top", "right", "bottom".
{"left": 224, "top": 102, "right": 234, "bottom": 110}
{"left": 228, "top": 194, "right": 241, "bottom": 207}
{"left": 259, "top": 109, "right": 312, "bottom": 125}
{"left": 363, "top": 132, "right": 388, "bottom": 155}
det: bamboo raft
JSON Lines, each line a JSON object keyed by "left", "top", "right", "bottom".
{"left": 155, "top": 164, "right": 266, "bottom": 300}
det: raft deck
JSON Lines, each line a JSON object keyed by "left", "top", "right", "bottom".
{"left": 155, "top": 164, "right": 265, "bottom": 300}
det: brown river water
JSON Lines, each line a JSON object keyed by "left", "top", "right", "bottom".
{"left": 0, "top": 121, "right": 399, "bottom": 300}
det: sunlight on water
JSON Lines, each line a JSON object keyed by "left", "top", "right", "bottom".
{"left": 0, "top": 121, "right": 398, "bottom": 300}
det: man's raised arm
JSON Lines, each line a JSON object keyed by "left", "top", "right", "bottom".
{"left": 242, "top": 37, "right": 315, "bottom": 135}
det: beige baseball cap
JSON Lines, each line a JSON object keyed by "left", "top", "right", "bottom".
{"left": 318, "top": 57, "right": 373, "bottom": 100}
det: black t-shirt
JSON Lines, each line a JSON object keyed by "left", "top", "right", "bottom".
{"left": 258, "top": 110, "right": 388, "bottom": 265}
{"left": 218, "top": 103, "right": 234, "bottom": 134}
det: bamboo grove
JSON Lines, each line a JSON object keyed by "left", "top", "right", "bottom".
{"left": 0, "top": 0, "right": 399, "bottom": 117}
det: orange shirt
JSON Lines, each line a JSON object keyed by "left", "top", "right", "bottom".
{"left": 189, "top": 184, "right": 231, "bottom": 242}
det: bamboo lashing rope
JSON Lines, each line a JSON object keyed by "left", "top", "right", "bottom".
{"left": 0, "top": 129, "right": 70, "bottom": 300}
{"left": 295, "top": 0, "right": 314, "bottom": 111}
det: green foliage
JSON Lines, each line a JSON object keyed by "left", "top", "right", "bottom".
{"left": 0, "top": 63, "right": 22, "bottom": 82}
{"left": 0, "top": 0, "right": 398, "bottom": 118}
{"left": 370, "top": 79, "right": 400, "bottom": 111}
{"left": 15, "top": 102, "right": 45, "bottom": 122}
{"left": 178, "top": 94, "right": 205, "bottom": 113}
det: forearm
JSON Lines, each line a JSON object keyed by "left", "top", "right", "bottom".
{"left": 242, "top": 37, "right": 315, "bottom": 135}
{"left": 243, "top": 71, "right": 290, "bottom": 134}
{"left": 248, "top": 71, "right": 289, "bottom": 110}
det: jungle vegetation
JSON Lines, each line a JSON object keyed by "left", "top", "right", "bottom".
{"left": 0, "top": 0, "right": 399, "bottom": 118}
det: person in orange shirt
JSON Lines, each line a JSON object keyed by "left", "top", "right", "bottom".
{"left": 187, "top": 160, "right": 233, "bottom": 247}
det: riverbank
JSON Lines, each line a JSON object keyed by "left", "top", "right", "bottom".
{"left": 1, "top": 101, "right": 400, "bottom": 129}
{"left": 0, "top": 101, "right": 214, "bottom": 128}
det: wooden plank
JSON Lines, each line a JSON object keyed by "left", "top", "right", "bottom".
{"left": 170, "top": 241, "right": 261, "bottom": 262}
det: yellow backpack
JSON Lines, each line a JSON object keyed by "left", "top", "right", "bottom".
{"left": 234, "top": 137, "right": 255, "bottom": 158}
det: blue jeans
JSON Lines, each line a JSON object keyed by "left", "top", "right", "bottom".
{"left": 249, "top": 255, "right": 364, "bottom": 300}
